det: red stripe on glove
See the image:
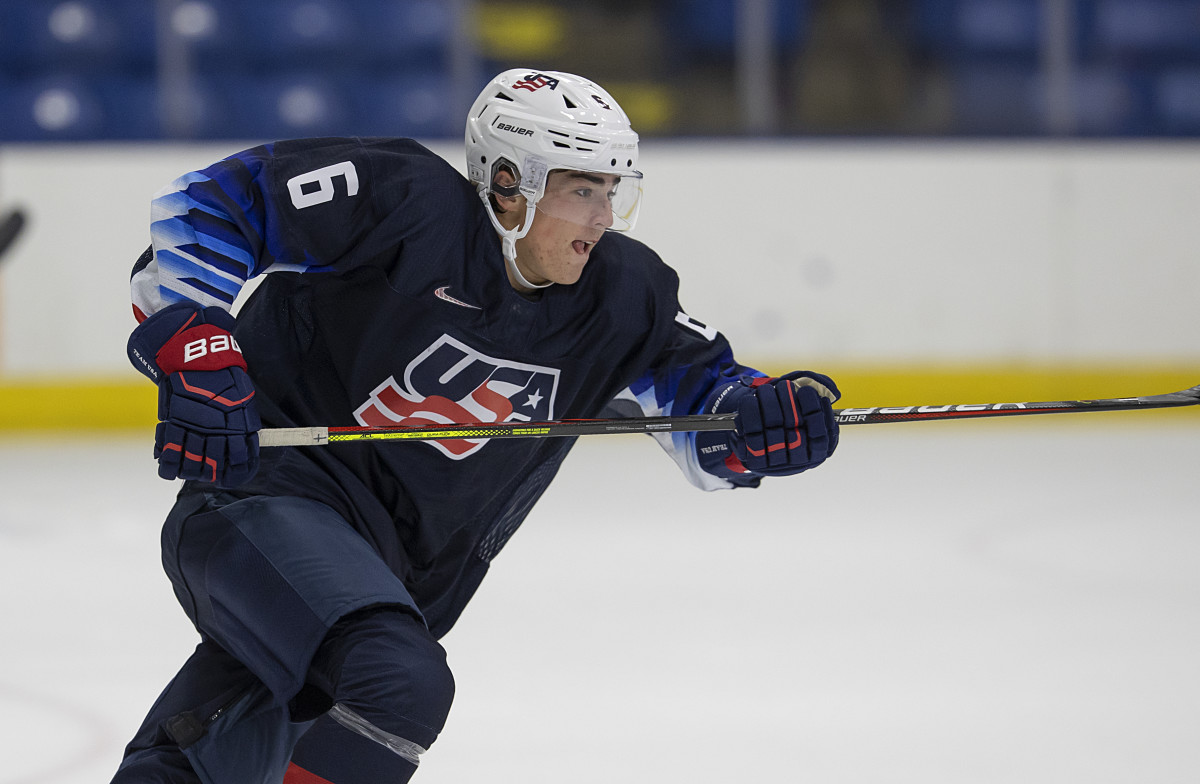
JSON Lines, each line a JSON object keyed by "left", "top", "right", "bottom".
{"left": 177, "top": 372, "right": 256, "bottom": 407}
{"left": 159, "top": 441, "right": 219, "bottom": 483}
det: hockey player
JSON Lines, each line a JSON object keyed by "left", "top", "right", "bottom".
{"left": 113, "top": 69, "right": 841, "bottom": 784}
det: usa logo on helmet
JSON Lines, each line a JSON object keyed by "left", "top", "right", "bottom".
{"left": 513, "top": 73, "right": 560, "bottom": 92}
{"left": 354, "top": 334, "right": 560, "bottom": 459}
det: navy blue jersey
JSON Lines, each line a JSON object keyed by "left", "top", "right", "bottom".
{"left": 131, "top": 137, "right": 765, "bottom": 636}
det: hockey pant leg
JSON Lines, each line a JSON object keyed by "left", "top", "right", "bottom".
{"left": 109, "top": 617, "right": 455, "bottom": 784}
{"left": 110, "top": 640, "right": 278, "bottom": 784}
{"left": 114, "top": 492, "right": 445, "bottom": 784}
{"left": 283, "top": 607, "right": 455, "bottom": 784}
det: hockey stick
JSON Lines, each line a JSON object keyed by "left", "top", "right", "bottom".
{"left": 258, "top": 383, "right": 1200, "bottom": 447}
{"left": 0, "top": 208, "right": 26, "bottom": 262}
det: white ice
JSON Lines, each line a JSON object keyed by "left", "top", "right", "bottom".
{"left": 2, "top": 418, "right": 1198, "bottom": 784}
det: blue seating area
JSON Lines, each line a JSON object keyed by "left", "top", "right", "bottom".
{"left": 0, "top": 0, "right": 465, "bottom": 141}
{"left": 910, "top": 0, "right": 1047, "bottom": 62}
{"left": 0, "top": 0, "right": 156, "bottom": 76}
{"left": 910, "top": 0, "right": 1200, "bottom": 135}
{"left": 662, "top": 0, "right": 810, "bottom": 59}
{"left": 1, "top": 0, "right": 1200, "bottom": 140}
{"left": 1090, "top": 0, "right": 1200, "bottom": 61}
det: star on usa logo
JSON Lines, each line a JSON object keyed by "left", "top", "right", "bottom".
{"left": 354, "top": 334, "right": 560, "bottom": 459}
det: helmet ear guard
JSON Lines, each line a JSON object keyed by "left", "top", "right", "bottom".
{"left": 488, "top": 159, "right": 521, "bottom": 199}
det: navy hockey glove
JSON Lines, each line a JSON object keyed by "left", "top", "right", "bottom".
{"left": 128, "top": 303, "right": 260, "bottom": 487}
{"left": 696, "top": 371, "right": 840, "bottom": 480}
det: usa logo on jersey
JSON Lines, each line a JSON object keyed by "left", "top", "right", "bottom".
{"left": 354, "top": 334, "right": 560, "bottom": 460}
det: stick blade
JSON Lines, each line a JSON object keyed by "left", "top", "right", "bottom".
{"left": 0, "top": 209, "right": 26, "bottom": 261}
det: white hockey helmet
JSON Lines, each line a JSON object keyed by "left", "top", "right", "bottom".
{"left": 465, "top": 69, "right": 643, "bottom": 281}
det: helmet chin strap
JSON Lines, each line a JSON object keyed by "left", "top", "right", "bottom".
{"left": 480, "top": 193, "right": 552, "bottom": 290}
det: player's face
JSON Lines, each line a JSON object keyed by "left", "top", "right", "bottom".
{"left": 511, "top": 171, "right": 619, "bottom": 289}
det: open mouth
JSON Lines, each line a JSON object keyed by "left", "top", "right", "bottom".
{"left": 572, "top": 239, "right": 598, "bottom": 255}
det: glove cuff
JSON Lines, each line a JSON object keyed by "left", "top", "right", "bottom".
{"left": 694, "top": 374, "right": 761, "bottom": 481}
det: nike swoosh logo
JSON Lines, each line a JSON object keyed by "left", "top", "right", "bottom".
{"left": 434, "top": 286, "right": 481, "bottom": 310}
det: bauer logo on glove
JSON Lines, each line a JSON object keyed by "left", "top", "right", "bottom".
{"left": 180, "top": 332, "right": 243, "bottom": 365}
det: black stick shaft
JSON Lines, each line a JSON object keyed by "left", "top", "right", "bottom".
{"left": 260, "top": 414, "right": 739, "bottom": 446}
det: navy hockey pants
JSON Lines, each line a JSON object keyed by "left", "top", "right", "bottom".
{"left": 110, "top": 491, "right": 455, "bottom": 784}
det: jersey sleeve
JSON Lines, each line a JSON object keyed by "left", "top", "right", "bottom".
{"left": 610, "top": 308, "right": 765, "bottom": 491}
{"left": 130, "top": 137, "right": 431, "bottom": 322}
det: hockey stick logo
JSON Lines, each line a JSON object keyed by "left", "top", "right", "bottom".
{"left": 837, "top": 402, "right": 1031, "bottom": 423}
{"left": 353, "top": 334, "right": 560, "bottom": 459}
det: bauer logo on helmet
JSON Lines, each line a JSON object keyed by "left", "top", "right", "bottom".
{"left": 493, "top": 121, "right": 535, "bottom": 137}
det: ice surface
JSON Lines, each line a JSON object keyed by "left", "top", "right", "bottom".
{"left": 2, "top": 418, "right": 1198, "bottom": 783}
